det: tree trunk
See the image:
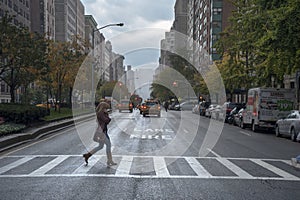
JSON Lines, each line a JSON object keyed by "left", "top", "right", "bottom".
{"left": 10, "top": 68, "right": 15, "bottom": 103}
{"left": 68, "top": 86, "right": 72, "bottom": 108}
{"left": 58, "top": 83, "right": 62, "bottom": 113}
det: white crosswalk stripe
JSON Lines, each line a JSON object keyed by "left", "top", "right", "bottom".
{"left": 0, "top": 156, "right": 34, "bottom": 174}
{"left": 0, "top": 155, "right": 299, "bottom": 181}
{"left": 115, "top": 156, "right": 133, "bottom": 176}
{"left": 185, "top": 157, "right": 211, "bottom": 178}
{"left": 72, "top": 156, "right": 102, "bottom": 174}
{"left": 216, "top": 157, "right": 253, "bottom": 178}
{"left": 29, "top": 155, "right": 68, "bottom": 176}
{"left": 154, "top": 157, "right": 170, "bottom": 177}
{"left": 251, "top": 159, "right": 299, "bottom": 180}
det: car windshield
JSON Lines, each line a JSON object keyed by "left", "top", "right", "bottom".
{"left": 146, "top": 102, "right": 157, "bottom": 106}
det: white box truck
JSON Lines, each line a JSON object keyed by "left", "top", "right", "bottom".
{"left": 241, "top": 87, "right": 295, "bottom": 132}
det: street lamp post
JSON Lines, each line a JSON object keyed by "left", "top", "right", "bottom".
{"left": 91, "top": 23, "right": 124, "bottom": 104}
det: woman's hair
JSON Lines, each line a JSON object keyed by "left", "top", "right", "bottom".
{"left": 96, "top": 102, "right": 110, "bottom": 113}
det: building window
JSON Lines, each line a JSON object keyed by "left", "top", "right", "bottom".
{"left": 13, "top": 4, "right": 18, "bottom": 12}
{"left": 212, "top": 21, "right": 221, "bottom": 28}
{"left": 1, "top": 83, "right": 5, "bottom": 93}
{"left": 213, "top": 8, "right": 222, "bottom": 15}
{"left": 14, "top": 19, "right": 18, "bottom": 25}
{"left": 290, "top": 82, "right": 295, "bottom": 88}
{"left": 8, "top": 0, "right": 12, "bottom": 8}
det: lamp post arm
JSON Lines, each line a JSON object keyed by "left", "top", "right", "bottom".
{"left": 94, "top": 23, "right": 124, "bottom": 32}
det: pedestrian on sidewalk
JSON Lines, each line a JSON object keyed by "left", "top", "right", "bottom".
{"left": 291, "top": 155, "right": 300, "bottom": 167}
{"left": 83, "top": 102, "right": 117, "bottom": 167}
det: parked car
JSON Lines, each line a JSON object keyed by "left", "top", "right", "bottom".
{"left": 220, "top": 102, "right": 245, "bottom": 122}
{"left": 275, "top": 110, "right": 300, "bottom": 141}
{"left": 235, "top": 108, "right": 245, "bottom": 127}
{"left": 199, "top": 101, "right": 210, "bottom": 116}
{"left": 205, "top": 104, "right": 217, "bottom": 118}
{"left": 176, "top": 101, "right": 197, "bottom": 111}
{"left": 169, "top": 102, "right": 180, "bottom": 110}
{"left": 192, "top": 104, "right": 200, "bottom": 114}
{"left": 228, "top": 106, "right": 245, "bottom": 125}
{"left": 211, "top": 105, "right": 222, "bottom": 120}
{"left": 118, "top": 99, "right": 133, "bottom": 113}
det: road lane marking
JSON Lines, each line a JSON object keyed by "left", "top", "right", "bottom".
{"left": 0, "top": 174, "right": 299, "bottom": 181}
{"left": 115, "top": 156, "right": 133, "bottom": 176}
{"left": 185, "top": 157, "right": 211, "bottom": 178}
{"left": 207, "top": 148, "right": 221, "bottom": 158}
{"left": 29, "top": 155, "right": 69, "bottom": 175}
{"left": 251, "top": 159, "right": 298, "bottom": 179}
{"left": 0, "top": 156, "right": 33, "bottom": 174}
{"left": 0, "top": 155, "right": 299, "bottom": 181}
{"left": 216, "top": 157, "right": 253, "bottom": 178}
{"left": 153, "top": 157, "right": 170, "bottom": 177}
{"left": 240, "top": 131, "right": 251, "bottom": 136}
{"left": 72, "top": 156, "right": 102, "bottom": 174}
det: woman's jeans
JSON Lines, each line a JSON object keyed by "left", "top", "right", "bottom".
{"left": 90, "top": 134, "right": 111, "bottom": 155}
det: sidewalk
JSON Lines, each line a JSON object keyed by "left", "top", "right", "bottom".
{"left": 0, "top": 113, "right": 95, "bottom": 153}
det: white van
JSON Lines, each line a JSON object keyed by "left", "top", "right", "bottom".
{"left": 242, "top": 88, "right": 295, "bottom": 132}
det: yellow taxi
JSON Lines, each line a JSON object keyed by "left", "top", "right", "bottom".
{"left": 142, "top": 100, "right": 161, "bottom": 117}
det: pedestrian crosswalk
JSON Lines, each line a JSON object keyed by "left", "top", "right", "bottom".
{"left": 0, "top": 155, "right": 299, "bottom": 181}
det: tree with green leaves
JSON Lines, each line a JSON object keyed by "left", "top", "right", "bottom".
{"left": 216, "top": 0, "right": 300, "bottom": 89}
{"left": 0, "top": 14, "right": 48, "bottom": 103}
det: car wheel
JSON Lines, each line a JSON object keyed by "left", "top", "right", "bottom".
{"left": 275, "top": 126, "right": 281, "bottom": 137}
{"left": 291, "top": 128, "right": 297, "bottom": 142}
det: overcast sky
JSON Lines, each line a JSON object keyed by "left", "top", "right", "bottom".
{"left": 83, "top": 0, "right": 176, "bottom": 68}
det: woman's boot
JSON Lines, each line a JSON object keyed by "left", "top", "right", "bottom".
{"left": 107, "top": 152, "right": 117, "bottom": 166}
{"left": 83, "top": 152, "right": 92, "bottom": 166}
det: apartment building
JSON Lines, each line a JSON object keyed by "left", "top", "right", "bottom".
{"left": 0, "top": 0, "right": 31, "bottom": 28}
{"left": 173, "top": 0, "right": 188, "bottom": 52}
{"left": 54, "top": 0, "right": 85, "bottom": 42}
{"left": 30, "top": 0, "right": 55, "bottom": 40}
{"left": 188, "top": 0, "right": 234, "bottom": 61}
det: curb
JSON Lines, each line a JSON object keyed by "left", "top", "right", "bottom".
{"left": 0, "top": 113, "right": 95, "bottom": 153}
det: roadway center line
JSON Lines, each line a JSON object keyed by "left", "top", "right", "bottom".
{"left": 240, "top": 131, "right": 251, "bottom": 136}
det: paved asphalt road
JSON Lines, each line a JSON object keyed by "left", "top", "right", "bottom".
{"left": 0, "top": 109, "right": 299, "bottom": 200}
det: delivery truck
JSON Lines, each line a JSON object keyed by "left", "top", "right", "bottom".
{"left": 241, "top": 87, "right": 295, "bottom": 132}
